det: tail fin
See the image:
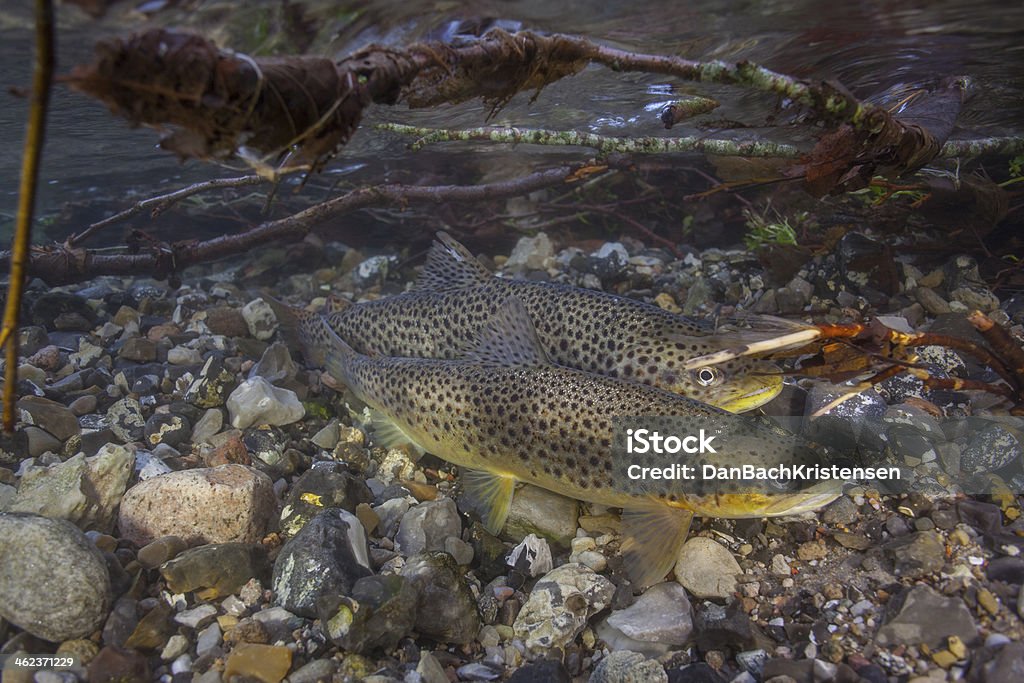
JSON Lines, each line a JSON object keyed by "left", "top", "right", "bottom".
{"left": 260, "top": 293, "right": 332, "bottom": 367}
{"left": 321, "top": 322, "right": 360, "bottom": 390}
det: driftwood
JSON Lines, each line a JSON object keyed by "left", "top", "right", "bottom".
{"left": 67, "top": 28, "right": 956, "bottom": 191}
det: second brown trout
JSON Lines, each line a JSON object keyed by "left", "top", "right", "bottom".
{"left": 299, "top": 232, "right": 786, "bottom": 412}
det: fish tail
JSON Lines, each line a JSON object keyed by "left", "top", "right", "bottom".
{"left": 260, "top": 293, "right": 330, "bottom": 367}
{"left": 321, "top": 321, "right": 360, "bottom": 389}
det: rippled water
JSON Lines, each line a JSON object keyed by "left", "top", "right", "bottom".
{"left": 1, "top": 0, "right": 1022, "bottom": 236}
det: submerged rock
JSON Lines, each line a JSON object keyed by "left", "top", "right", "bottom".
{"left": 119, "top": 464, "right": 276, "bottom": 545}
{"left": 318, "top": 574, "right": 418, "bottom": 653}
{"left": 401, "top": 552, "right": 480, "bottom": 644}
{"left": 507, "top": 533, "right": 554, "bottom": 578}
{"left": 17, "top": 395, "right": 80, "bottom": 442}
{"left": 107, "top": 397, "right": 146, "bottom": 443}
{"left": 279, "top": 464, "right": 373, "bottom": 538}
{"left": 503, "top": 484, "right": 578, "bottom": 548}
{"left": 241, "top": 297, "right": 279, "bottom": 340}
{"left": 395, "top": 497, "right": 462, "bottom": 555}
{"left": 504, "top": 233, "right": 553, "bottom": 272}
{"left": 0, "top": 513, "right": 111, "bottom": 641}
{"left": 885, "top": 531, "right": 946, "bottom": 578}
{"left": 144, "top": 413, "right": 191, "bottom": 449}
{"left": 223, "top": 643, "right": 292, "bottom": 683}
{"left": 272, "top": 508, "right": 373, "bottom": 617}
{"left": 7, "top": 443, "right": 133, "bottom": 532}
{"left": 227, "top": 376, "right": 305, "bottom": 429}
{"left": 598, "top": 582, "right": 693, "bottom": 656}
{"left": 184, "top": 356, "right": 238, "bottom": 408}
{"left": 161, "top": 543, "right": 268, "bottom": 597}
{"left": 875, "top": 584, "right": 978, "bottom": 649}
{"left": 589, "top": 650, "right": 667, "bottom": 683}
{"left": 513, "top": 563, "right": 614, "bottom": 653}
{"left": 673, "top": 536, "right": 740, "bottom": 599}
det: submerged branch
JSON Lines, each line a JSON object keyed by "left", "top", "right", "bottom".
{"left": 69, "top": 174, "right": 266, "bottom": 246}
{"left": 377, "top": 123, "right": 802, "bottom": 158}
{"left": 0, "top": 161, "right": 611, "bottom": 286}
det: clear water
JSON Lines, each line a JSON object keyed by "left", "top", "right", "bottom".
{"left": 1, "top": 0, "right": 1022, "bottom": 237}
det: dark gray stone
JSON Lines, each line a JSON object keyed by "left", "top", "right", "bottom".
{"left": 961, "top": 422, "right": 1022, "bottom": 474}
{"left": 280, "top": 464, "right": 373, "bottom": 539}
{"left": 876, "top": 584, "right": 978, "bottom": 649}
{"left": 107, "top": 397, "right": 146, "bottom": 443}
{"left": 318, "top": 574, "right": 417, "bottom": 653}
{"left": 272, "top": 509, "right": 373, "bottom": 617}
{"left": 885, "top": 531, "right": 945, "bottom": 578}
{"left": 401, "top": 552, "right": 480, "bottom": 644}
{"left": 144, "top": 413, "right": 192, "bottom": 449}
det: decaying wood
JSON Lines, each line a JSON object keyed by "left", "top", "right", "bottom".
{"left": 66, "top": 28, "right": 956, "bottom": 193}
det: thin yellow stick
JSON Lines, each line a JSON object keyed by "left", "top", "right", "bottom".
{"left": 2, "top": 0, "right": 54, "bottom": 433}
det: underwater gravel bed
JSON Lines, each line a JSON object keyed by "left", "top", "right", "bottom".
{"left": 1, "top": 228, "right": 1023, "bottom": 683}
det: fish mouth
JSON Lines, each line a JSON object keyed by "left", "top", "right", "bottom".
{"left": 759, "top": 485, "right": 844, "bottom": 516}
{"left": 714, "top": 369, "right": 783, "bottom": 413}
{"left": 684, "top": 483, "right": 843, "bottom": 518}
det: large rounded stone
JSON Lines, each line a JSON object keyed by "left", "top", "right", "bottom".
{"left": 118, "top": 464, "right": 276, "bottom": 546}
{"left": 0, "top": 513, "right": 112, "bottom": 641}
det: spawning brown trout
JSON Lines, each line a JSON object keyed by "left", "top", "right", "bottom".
{"left": 310, "top": 296, "right": 841, "bottom": 586}
{"left": 300, "top": 232, "right": 783, "bottom": 413}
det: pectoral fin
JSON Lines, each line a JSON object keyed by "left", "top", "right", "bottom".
{"left": 366, "top": 408, "right": 426, "bottom": 458}
{"left": 462, "top": 469, "right": 517, "bottom": 535}
{"left": 620, "top": 503, "right": 694, "bottom": 588}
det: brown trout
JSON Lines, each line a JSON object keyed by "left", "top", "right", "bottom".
{"left": 300, "top": 232, "right": 785, "bottom": 413}
{"left": 311, "top": 296, "right": 841, "bottom": 586}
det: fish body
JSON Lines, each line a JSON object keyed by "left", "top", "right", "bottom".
{"left": 314, "top": 296, "right": 840, "bottom": 585}
{"left": 301, "top": 233, "right": 784, "bottom": 413}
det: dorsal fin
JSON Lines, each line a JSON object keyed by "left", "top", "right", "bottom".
{"left": 413, "top": 232, "right": 492, "bottom": 291}
{"left": 463, "top": 297, "right": 550, "bottom": 367}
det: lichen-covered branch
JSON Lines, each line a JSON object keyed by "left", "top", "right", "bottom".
{"left": 940, "top": 137, "right": 1024, "bottom": 159}
{"left": 377, "top": 123, "right": 801, "bottom": 158}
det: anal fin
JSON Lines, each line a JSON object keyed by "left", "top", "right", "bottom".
{"left": 462, "top": 469, "right": 517, "bottom": 535}
{"left": 620, "top": 503, "right": 694, "bottom": 588}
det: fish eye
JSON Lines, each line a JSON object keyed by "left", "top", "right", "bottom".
{"left": 692, "top": 366, "right": 723, "bottom": 387}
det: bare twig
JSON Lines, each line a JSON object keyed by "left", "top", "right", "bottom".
{"left": 3, "top": 0, "right": 53, "bottom": 434}
{"left": 0, "top": 160, "right": 616, "bottom": 285}
{"left": 69, "top": 174, "right": 266, "bottom": 246}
